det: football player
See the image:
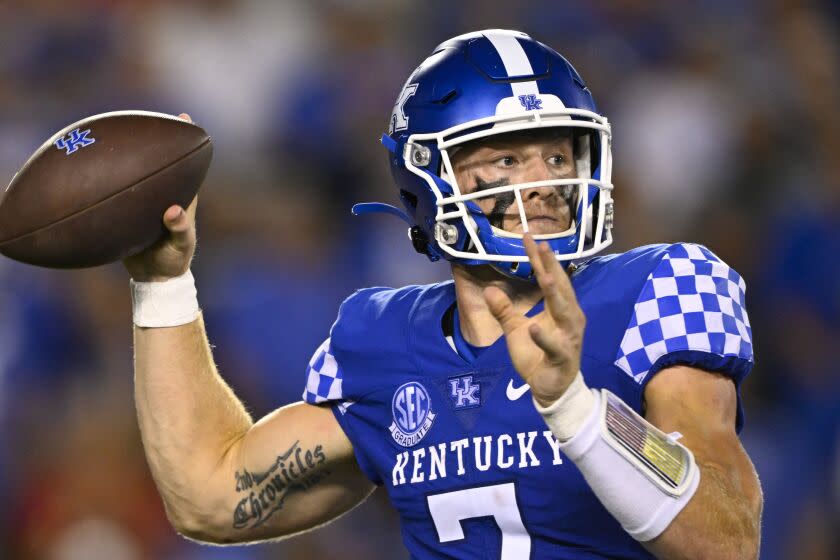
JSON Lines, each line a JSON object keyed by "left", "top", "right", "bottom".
{"left": 125, "top": 30, "right": 763, "bottom": 559}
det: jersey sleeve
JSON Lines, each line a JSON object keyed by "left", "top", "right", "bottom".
{"left": 613, "top": 243, "right": 754, "bottom": 393}
{"left": 300, "top": 286, "right": 408, "bottom": 486}
{"left": 301, "top": 285, "right": 406, "bottom": 405}
{"left": 301, "top": 336, "right": 382, "bottom": 483}
{"left": 302, "top": 337, "right": 344, "bottom": 405}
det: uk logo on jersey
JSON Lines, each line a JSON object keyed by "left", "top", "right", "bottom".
{"left": 390, "top": 381, "right": 436, "bottom": 447}
{"left": 448, "top": 375, "right": 481, "bottom": 409}
{"left": 55, "top": 128, "right": 95, "bottom": 155}
{"left": 518, "top": 94, "right": 543, "bottom": 111}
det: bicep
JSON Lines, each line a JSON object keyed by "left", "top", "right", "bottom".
{"left": 197, "top": 401, "right": 375, "bottom": 544}
{"left": 643, "top": 365, "right": 738, "bottom": 445}
{"left": 643, "top": 365, "right": 753, "bottom": 477}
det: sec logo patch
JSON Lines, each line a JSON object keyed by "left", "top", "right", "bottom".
{"left": 390, "top": 381, "right": 436, "bottom": 447}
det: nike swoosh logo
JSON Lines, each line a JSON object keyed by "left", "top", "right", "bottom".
{"left": 506, "top": 380, "right": 531, "bottom": 401}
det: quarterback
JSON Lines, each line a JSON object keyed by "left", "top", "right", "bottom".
{"left": 125, "top": 30, "right": 763, "bottom": 559}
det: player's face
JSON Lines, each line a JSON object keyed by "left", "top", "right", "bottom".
{"left": 451, "top": 129, "right": 577, "bottom": 235}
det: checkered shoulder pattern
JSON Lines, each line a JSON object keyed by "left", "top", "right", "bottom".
{"left": 614, "top": 243, "right": 753, "bottom": 384}
{"left": 302, "top": 338, "right": 343, "bottom": 404}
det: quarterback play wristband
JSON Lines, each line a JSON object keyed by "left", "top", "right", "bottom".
{"left": 538, "top": 382, "right": 700, "bottom": 542}
{"left": 130, "top": 270, "right": 200, "bottom": 328}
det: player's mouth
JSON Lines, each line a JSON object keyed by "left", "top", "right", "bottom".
{"left": 517, "top": 215, "right": 566, "bottom": 235}
{"left": 504, "top": 205, "right": 572, "bottom": 235}
{"left": 526, "top": 214, "right": 560, "bottom": 224}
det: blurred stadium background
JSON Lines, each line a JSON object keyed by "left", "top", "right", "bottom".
{"left": 1, "top": 0, "right": 838, "bottom": 558}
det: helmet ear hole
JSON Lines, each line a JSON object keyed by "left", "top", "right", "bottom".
{"left": 400, "top": 189, "right": 419, "bottom": 211}
{"left": 432, "top": 89, "right": 458, "bottom": 105}
{"left": 409, "top": 226, "right": 430, "bottom": 254}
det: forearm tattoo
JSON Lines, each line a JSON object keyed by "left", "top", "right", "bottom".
{"left": 232, "top": 440, "right": 329, "bottom": 529}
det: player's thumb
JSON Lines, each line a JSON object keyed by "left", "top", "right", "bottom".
{"left": 162, "top": 205, "right": 195, "bottom": 249}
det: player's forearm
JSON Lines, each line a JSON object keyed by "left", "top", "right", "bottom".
{"left": 644, "top": 447, "right": 763, "bottom": 560}
{"left": 133, "top": 314, "right": 253, "bottom": 527}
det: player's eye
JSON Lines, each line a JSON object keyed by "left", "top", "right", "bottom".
{"left": 493, "top": 155, "right": 516, "bottom": 167}
{"left": 547, "top": 154, "right": 566, "bottom": 166}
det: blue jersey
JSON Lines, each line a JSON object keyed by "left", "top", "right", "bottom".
{"left": 302, "top": 243, "right": 754, "bottom": 559}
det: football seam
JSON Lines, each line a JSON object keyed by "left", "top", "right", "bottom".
{"left": 0, "top": 139, "right": 211, "bottom": 245}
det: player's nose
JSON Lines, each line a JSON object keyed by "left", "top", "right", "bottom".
{"left": 520, "top": 159, "right": 557, "bottom": 201}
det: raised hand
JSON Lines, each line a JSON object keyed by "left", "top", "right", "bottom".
{"left": 483, "top": 234, "right": 586, "bottom": 407}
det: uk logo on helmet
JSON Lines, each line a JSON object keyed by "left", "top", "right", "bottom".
{"left": 55, "top": 128, "right": 96, "bottom": 155}
{"left": 390, "top": 381, "right": 436, "bottom": 447}
{"left": 518, "top": 94, "right": 543, "bottom": 111}
{"left": 389, "top": 83, "right": 418, "bottom": 135}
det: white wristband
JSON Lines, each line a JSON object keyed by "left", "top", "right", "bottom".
{"left": 532, "top": 372, "right": 595, "bottom": 442}
{"left": 533, "top": 371, "right": 597, "bottom": 441}
{"left": 130, "top": 270, "right": 200, "bottom": 328}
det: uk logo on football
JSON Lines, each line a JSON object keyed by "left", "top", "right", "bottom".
{"left": 390, "top": 381, "right": 436, "bottom": 447}
{"left": 448, "top": 375, "right": 481, "bottom": 409}
{"left": 55, "top": 128, "right": 95, "bottom": 155}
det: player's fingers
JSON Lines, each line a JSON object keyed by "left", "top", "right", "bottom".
{"left": 524, "top": 235, "right": 564, "bottom": 296}
{"left": 525, "top": 235, "right": 570, "bottom": 324}
{"left": 484, "top": 286, "right": 529, "bottom": 333}
{"left": 535, "top": 241, "right": 569, "bottom": 321}
{"left": 539, "top": 241, "right": 578, "bottom": 304}
{"left": 178, "top": 113, "right": 193, "bottom": 123}
{"left": 523, "top": 233, "right": 547, "bottom": 278}
{"left": 537, "top": 242, "right": 584, "bottom": 328}
{"left": 528, "top": 322, "right": 567, "bottom": 363}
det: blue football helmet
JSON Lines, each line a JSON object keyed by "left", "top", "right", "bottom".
{"left": 354, "top": 29, "right": 614, "bottom": 280}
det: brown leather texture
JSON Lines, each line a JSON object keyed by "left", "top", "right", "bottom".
{"left": 0, "top": 113, "right": 212, "bottom": 268}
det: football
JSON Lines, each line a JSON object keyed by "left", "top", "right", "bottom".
{"left": 0, "top": 111, "right": 213, "bottom": 268}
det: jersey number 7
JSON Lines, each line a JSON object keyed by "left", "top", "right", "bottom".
{"left": 427, "top": 482, "right": 531, "bottom": 558}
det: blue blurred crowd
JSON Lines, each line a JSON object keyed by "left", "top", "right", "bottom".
{"left": 0, "top": 1, "right": 838, "bottom": 559}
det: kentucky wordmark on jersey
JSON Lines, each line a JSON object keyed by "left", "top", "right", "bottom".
{"left": 391, "top": 430, "right": 563, "bottom": 486}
